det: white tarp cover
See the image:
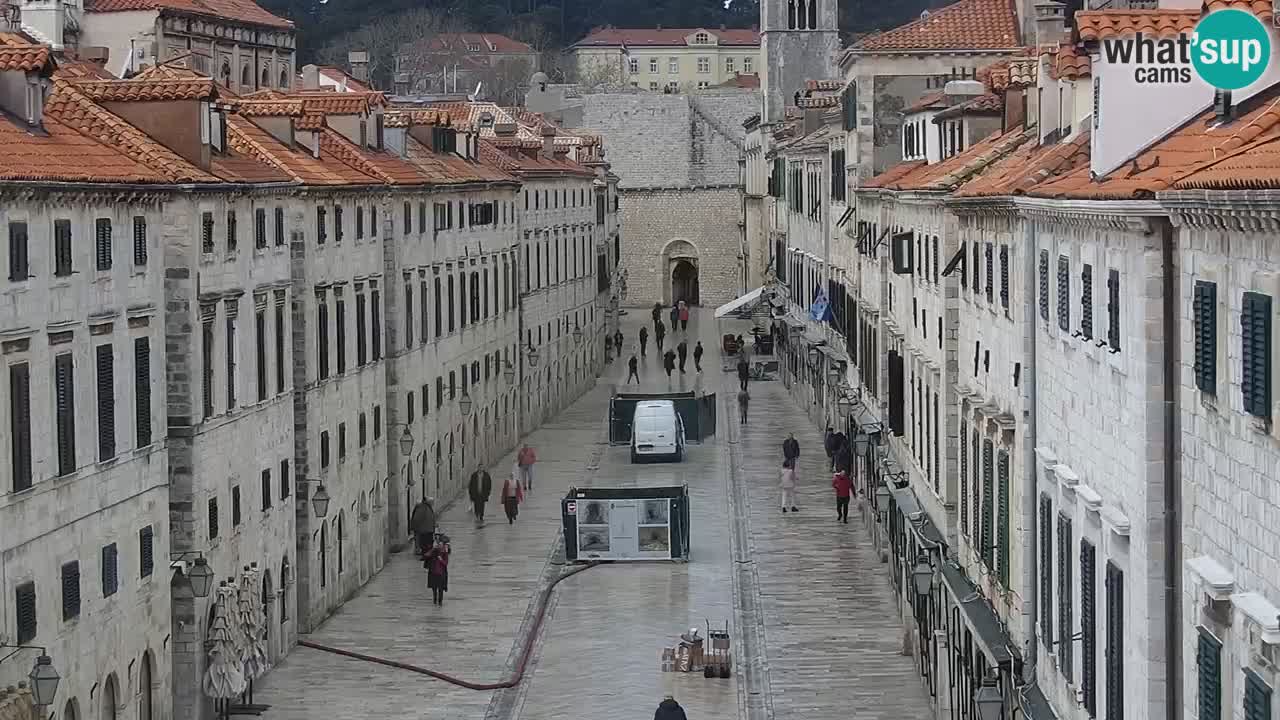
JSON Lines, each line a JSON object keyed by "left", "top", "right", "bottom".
{"left": 715, "top": 287, "right": 765, "bottom": 318}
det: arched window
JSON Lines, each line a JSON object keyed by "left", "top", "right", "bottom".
{"left": 809, "top": 0, "right": 819, "bottom": 30}
{"left": 279, "top": 68, "right": 290, "bottom": 90}
{"left": 220, "top": 61, "right": 231, "bottom": 86}
{"left": 261, "top": 66, "right": 270, "bottom": 87}
{"left": 788, "top": 0, "right": 797, "bottom": 28}
{"left": 797, "top": 0, "right": 807, "bottom": 28}
{"left": 102, "top": 673, "right": 120, "bottom": 720}
{"left": 241, "top": 64, "right": 251, "bottom": 88}
{"left": 140, "top": 652, "right": 155, "bottom": 720}
{"left": 63, "top": 699, "right": 79, "bottom": 720}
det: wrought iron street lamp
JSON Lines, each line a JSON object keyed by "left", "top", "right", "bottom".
{"left": 0, "top": 647, "right": 61, "bottom": 706}
{"left": 527, "top": 343, "right": 540, "bottom": 368}
{"left": 458, "top": 389, "right": 473, "bottom": 417}
{"left": 298, "top": 479, "right": 331, "bottom": 518}
{"left": 853, "top": 429, "right": 871, "bottom": 457}
{"left": 503, "top": 361, "right": 516, "bottom": 385}
{"left": 975, "top": 675, "right": 1004, "bottom": 720}
{"left": 169, "top": 552, "right": 215, "bottom": 598}
{"left": 386, "top": 423, "right": 416, "bottom": 457}
{"left": 572, "top": 322, "right": 583, "bottom": 344}
{"left": 912, "top": 552, "right": 934, "bottom": 597}
{"left": 874, "top": 483, "right": 890, "bottom": 516}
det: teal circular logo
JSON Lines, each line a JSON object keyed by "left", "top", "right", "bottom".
{"left": 1192, "top": 9, "right": 1272, "bottom": 90}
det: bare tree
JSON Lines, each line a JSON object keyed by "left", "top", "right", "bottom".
{"left": 316, "top": 7, "right": 465, "bottom": 91}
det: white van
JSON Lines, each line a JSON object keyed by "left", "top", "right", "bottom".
{"left": 630, "top": 400, "right": 686, "bottom": 463}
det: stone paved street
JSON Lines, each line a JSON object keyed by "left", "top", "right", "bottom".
{"left": 253, "top": 309, "right": 929, "bottom": 720}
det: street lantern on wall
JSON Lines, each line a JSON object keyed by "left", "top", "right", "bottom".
{"left": 398, "top": 426, "right": 415, "bottom": 456}
{"left": 912, "top": 552, "right": 934, "bottom": 597}
{"left": 503, "top": 361, "right": 516, "bottom": 385}
{"left": 298, "top": 479, "right": 330, "bottom": 518}
{"left": 975, "top": 675, "right": 1004, "bottom": 720}
{"left": 458, "top": 390, "right": 474, "bottom": 417}
{"left": 527, "top": 343, "right": 540, "bottom": 368}
{"left": 28, "top": 654, "right": 60, "bottom": 706}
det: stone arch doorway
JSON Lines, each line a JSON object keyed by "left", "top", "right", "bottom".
{"left": 661, "top": 239, "right": 700, "bottom": 306}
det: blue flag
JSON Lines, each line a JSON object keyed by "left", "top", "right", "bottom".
{"left": 809, "top": 289, "right": 832, "bottom": 323}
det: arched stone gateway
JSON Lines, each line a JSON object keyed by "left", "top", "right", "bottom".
{"left": 661, "top": 239, "right": 700, "bottom": 306}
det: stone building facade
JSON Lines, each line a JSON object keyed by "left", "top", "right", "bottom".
{"left": 759, "top": 0, "right": 840, "bottom": 124}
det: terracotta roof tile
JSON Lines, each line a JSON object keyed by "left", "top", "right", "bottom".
{"left": 573, "top": 27, "right": 760, "bottom": 48}
{"left": 1172, "top": 133, "right": 1280, "bottom": 189}
{"left": 805, "top": 79, "right": 843, "bottom": 91}
{"left": 853, "top": 0, "right": 1021, "bottom": 51}
{"left": 226, "top": 114, "right": 373, "bottom": 185}
{"left": 1049, "top": 43, "right": 1092, "bottom": 80}
{"left": 296, "top": 112, "right": 324, "bottom": 130}
{"left": 132, "top": 62, "right": 209, "bottom": 81}
{"left": 956, "top": 130, "right": 1091, "bottom": 196}
{"left": 0, "top": 114, "right": 166, "bottom": 183}
{"left": 934, "top": 93, "right": 1004, "bottom": 120}
{"left": 72, "top": 77, "right": 216, "bottom": 102}
{"left": 797, "top": 95, "right": 841, "bottom": 109}
{"left": 1075, "top": 9, "right": 1198, "bottom": 41}
{"left": 1204, "top": 0, "right": 1273, "bottom": 21}
{"left": 319, "top": 129, "right": 430, "bottom": 185}
{"left": 716, "top": 72, "right": 760, "bottom": 88}
{"left": 0, "top": 32, "right": 53, "bottom": 72}
{"left": 861, "top": 160, "right": 928, "bottom": 189}
{"left": 1008, "top": 57, "right": 1038, "bottom": 86}
{"left": 862, "top": 126, "right": 1031, "bottom": 191}
{"left": 296, "top": 92, "right": 374, "bottom": 115}
{"left": 85, "top": 0, "right": 293, "bottom": 28}
{"left": 905, "top": 91, "right": 948, "bottom": 114}
{"left": 408, "top": 33, "right": 536, "bottom": 55}
{"left": 406, "top": 136, "right": 517, "bottom": 184}
{"left": 45, "top": 80, "right": 215, "bottom": 182}
{"left": 52, "top": 60, "right": 117, "bottom": 80}
{"left": 1029, "top": 92, "right": 1280, "bottom": 199}
{"left": 235, "top": 98, "right": 305, "bottom": 116}
{"left": 383, "top": 109, "right": 452, "bottom": 128}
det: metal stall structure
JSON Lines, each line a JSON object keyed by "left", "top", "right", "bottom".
{"left": 608, "top": 391, "right": 717, "bottom": 445}
{"left": 562, "top": 486, "right": 691, "bottom": 562}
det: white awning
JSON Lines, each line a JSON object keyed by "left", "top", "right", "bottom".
{"left": 715, "top": 287, "right": 765, "bottom": 318}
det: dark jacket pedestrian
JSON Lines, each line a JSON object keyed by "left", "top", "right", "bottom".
{"left": 834, "top": 437, "right": 853, "bottom": 476}
{"left": 614, "top": 330, "right": 624, "bottom": 354}
{"left": 468, "top": 469, "right": 492, "bottom": 522}
{"left": 693, "top": 341, "right": 704, "bottom": 371}
{"left": 423, "top": 536, "right": 451, "bottom": 605}
{"left": 639, "top": 326, "right": 649, "bottom": 355}
{"left": 655, "top": 320, "right": 667, "bottom": 351}
{"left": 410, "top": 499, "right": 437, "bottom": 555}
{"left": 654, "top": 697, "right": 688, "bottom": 720}
{"left": 670, "top": 304, "right": 679, "bottom": 328}
{"left": 824, "top": 427, "right": 838, "bottom": 469}
{"left": 677, "top": 340, "right": 688, "bottom": 373}
{"left": 627, "top": 355, "right": 640, "bottom": 383}
{"left": 737, "top": 389, "right": 750, "bottom": 423}
{"left": 663, "top": 349, "right": 677, "bottom": 378}
{"left": 783, "top": 433, "right": 800, "bottom": 462}
{"left": 736, "top": 357, "right": 750, "bottom": 391}
{"left": 651, "top": 302, "right": 662, "bottom": 330}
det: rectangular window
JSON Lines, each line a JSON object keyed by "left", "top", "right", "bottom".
{"left": 261, "top": 469, "right": 272, "bottom": 510}
{"left": 316, "top": 206, "right": 327, "bottom": 245}
{"left": 274, "top": 207, "right": 285, "bottom": 246}
{"left": 202, "top": 212, "right": 215, "bottom": 254}
{"left": 95, "top": 344, "right": 116, "bottom": 461}
{"left": 55, "top": 352, "right": 76, "bottom": 476}
{"left": 1039, "top": 495, "right": 1053, "bottom": 647}
{"left": 275, "top": 295, "right": 286, "bottom": 394}
{"left": 420, "top": 279, "right": 429, "bottom": 344}
{"left": 359, "top": 412, "right": 367, "bottom": 446}
{"left": 1197, "top": 629, "right": 1223, "bottom": 720}
{"left": 355, "top": 292, "right": 368, "bottom": 366}
{"left": 1194, "top": 280, "right": 1218, "bottom": 394}
{"left": 62, "top": 562, "right": 80, "bottom": 620}
{"left": 1242, "top": 291, "right": 1273, "bottom": 420}
{"left": 226, "top": 210, "right": 237, "bottom": 252}
{"left": 132, "top": 216, "right": 148, "bottom": 266}
{"left": 101, "top": 542, "right": 118, "bottom": 597}
{"left": 335, "top": 294, "right": 347, "bottom": 374}
{"left": 959, "top": 422, "right": 969, "bottom": 536}
{"left": 1244, "top": 670, "right": 1273, "bottom": 720}
{"left": 697, "top": 56, "right": 710, "bottom": 73}
{"left": 1081, "top": 539, "right": 1098, "bottom": 716}
{"left": 225, "top": 302, "right": 237, "bottom": 409}
{"left": 1058, "top": 255, "right": 1071, "bottom": 331}
{"left": 984, "top": 243, "right": 994, "bottom": 303}
{"left": 95, "top": 218, "right": 112, "bottom": 270}
{"left": 126, "top": 356, "right": 162, "bottom": 463}
{"left": 419, "top": 202, "right": 428, "bottom": 233}
{"left": 320, "top": 430, "right": 330, "bottom": 468}
{"left": 9, "top": 363, "right": 32, "bottom": 491}
{"left": 407, "top": 392, "right": 415, "bottom": 424}
{"left": 139, "top": 525, "right": 154, "bottom": 578}
{"left": 1057, "top": 513, "right": 1074, "bottom": 683}
{"left": 317, "top": 297, "right": 329, "bottom": 380}
{"left": 202, "top": 314, "right": 215, "bottom": 416}
{"left": 999, "top": 245, "right": 1009, "bottom": 308}
{"left": 1039, "top": 250, "right": 1050, "bottom": 321}
{"left": 54, "top": 219, "right": 72, "bottom": 276}
{"left": 338, "top": 422, "right": 347, "bottom": 459}
{"left": 372, "top": 205, "right": 378, "bottom": 236}
{"left": 1105, "top": 562, "right": 1125, "bottom": 720}
{"left": 1081, "top": 263, "right": 1094, "bottom": 339}
{"left": 447, "top": 275, "right": 456, "bottom": 333}
{"left": 256, "top": 308, "right": 267, "bottom": 402}
{"left": 436, "top": 377, "right": 444, "bottom": 410}
{"left": 1107, "top": 269, "right": 1122, "bottom": 352}
{"left": 231, "top": 485, "right": 241, "bottom": 526}
{"left": 8, "top": 221, "right": 29, "bottom": 281}
{"left": 976, "top": 439, "right": 993, "bottom": 569}
{"left": 434, "top": 277, "right": 443, "bottom": 338}
{"left": 334, "top": 206, "right": 344, "bottom": 242}
{"left": 254, "top": 208, "right": 267, "bottom": 249}
{"left": 208, "top": 497, "right": 219, "bottom": 539}
{"left": 371, "top": 288, "right": 382, "bottom": 362}
{"left": 997, "top": 449, "right": 1010, "bottom": 587}
{"left": 280, "top": 460, "right": 290, "bottom": 499}
{"left": 15, "top": 582, "right": 36, "bottom": 644}
{"left": 404, "top": 282, "right": 414, "bottom": 348}
{"left": 356, "top": 206, "right": 365, "bottom": 239}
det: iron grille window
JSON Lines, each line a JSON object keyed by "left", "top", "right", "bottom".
{"left": 1242, "top": 291, "right": 1273, "bottom": 420}
{"left": 95, "top": 344, "right": 115, "bottom": 461}
{"left": 1040, "top": 495, "right": 1053, "bottom": 647}
{"left": 1197, "top": 628, "right": 1222, "bottom": 720}
{"left": 131, "top": 216, "right": 147, "bottom": 266}
{"left": 355, "top": 292, "right": 368, "bottom": 366}
{"left": 981, "top": 440, "right": 995, "bottom": 569}
{"left": 9, "top": 363, "right": 32, "bottom": 491}
{"left": 1105, "top": 561, "right": 1125, "bottom": 720}
{"left": 208, "top": 497, "right": 219, "bottom": 539}
{"left": 1081, "top": 264, "right": 1094, "bottom": 339}
{"left": 202, "top": 315, "right": 215, "bottom": 416}
{"left": 1193, "top": 281, "right": 1217, "bottom": 394}
{"left": 997, "top": 450, "right": 1010, "bottom": 587}
{"left": 984, "top": 243, "right": 994, "bottom": 303}
{"left": 316, "top": 206, "right": 327, "bottom": 244}
{"left": 55, "top": 352, "right": 76, "bottom": 476}
{"left": 261, "top": 469, "right": 272, "bottom": 510}
{"left": 101, "top": 542, "right": 119, "bottom": 597}
{"left": 1057, "top": 514, "right": 1073, "bottom": 683}
{"left": 15, "top": 582, "right": 36, "bottom": 643}
{"left": 274, "top": 207, "right": 285, "bottom": 246}
{"left": 256, "top": 309, "right": 267, "bottom": 402}
{"left": 371, "top": 288, "right": 382, "bottom": 361}
{"left": 334, "top": 206, "right": 344, "bottom": 242}
{"left": 139, "top": 526, "right": 154, "bottom": 578}
{"left": 61, "top": 562, "right": 80, "bottom": 620}
{"left": 7, "top": 221, "right": 28, "bottom": 281}
{"left": 1107, "top": 269, "right": 1121, "bottom": 351}
{"left": 1039, "top": 250, "right": 1050, "bottom": 321}
{"left": 1058, "top": 255, "right": 1071, "bottom": 331}
{"left": 1081, "top": 539, "right": 1097, "bottom": 716}
{"left": 999, "top": 245, "right": 1009, "bottom": 308}
{"left": 959, "top": 422, "right": 969, "bottom": 536}
{"left": 95, "top": 218, "right": 113, "bottom": 270}
{"left": 231, "top": 486, "right": 241, "bottom": 525}
{"left": 226, "top": 210, "right": 237, "bottom": 252}
{"left": 1244, "top": 669, "right": 1273, "bottom": 720}
{"left": 54, "top": 220, "right": 72, "bottom": 276}
{"left": 281, "top": 460, "right": 290, "bottom": 499}
{"left": 202, "top": 212, "right": 215, "bottom": 254}
{"left": 255, "top": 208, "right": 267, "bottom": 249}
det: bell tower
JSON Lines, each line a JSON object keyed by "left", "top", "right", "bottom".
{"left": 760, "top": 0, "right": 842, "bottom": 124}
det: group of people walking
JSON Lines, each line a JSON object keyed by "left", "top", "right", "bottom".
{"left": 626, "top": 301, "right": 702, "bottom": 384}
{"left": 777, "top": 428, "right": 857, "bottom": 523}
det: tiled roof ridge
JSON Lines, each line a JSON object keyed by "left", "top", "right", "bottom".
{"left": 955, "top": 128, "right": 1092, "bottom": 197}
{"left": 84, "top": 0, "right": 294, "bottom": 29}
{"left": 45, "top": 80, "right": 214, "bottom": 183}
{"left": 318, "top": 129, "right": 392, "bottom": 183}
{"left": 1074, "top": 8, "right": 1200, "bottom": 41}
{"left": 225, "top": 120, "right": 298, "bottom": 181}
{"left": 853, "top": 0, "right": 1021, "bottom": 51}
{"left": 70, "top": 76, "right": 217, "bottom": 102}
{"left": 928, "top": 127, "right": 1036, "bottom": 189}
{"left": 0, "top": 35, "right": 53, "bottom": 72}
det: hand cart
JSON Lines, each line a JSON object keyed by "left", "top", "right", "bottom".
{"left": 702, "top": 619, "right": 732, "bottom": 678}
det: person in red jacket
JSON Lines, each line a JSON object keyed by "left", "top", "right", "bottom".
{"left": 516, "top": 443, "right": 537, "bottom": 491}
{"left": 832, "top": 468, "right": 852, "bottom": 524}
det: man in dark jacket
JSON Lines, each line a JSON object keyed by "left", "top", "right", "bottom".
{"left": 410, "top": 498, "right": 437, "bottom": 555}
{"left": 833, "top": 434, "right": 853, "bottom": 478}
{"left": 663, "top": 349, "right": 677, "bottom": 378}
{"left": 824, "top": 427, "right": 838, "bottom": 470}
{"left": 654, "top": 695, "right": 688, "bottom": 720}
{"left": 783, "top": 433, "right": 800, "bottom": 463}
{"left": 651, "top": 302, "right": 662, "bottom": 331}
{"left": 737, "top": 389, "right": 749, "bottom": 424}
{"left": 468, "top": 467, "right": 492, "bottom": 524}
{"left": 693, "top": 341, "right": 704, "bottom": 372}
{"left": 627, "top": 355, "right": 640, "bottom": 384}
{"left": 736, "top": 356, "right": 750, "bottom": 391}
{"left": 655, "top": 320, "right": 667, "bottom": 353}
{"left": 677, "top": 340, "right": 688, "bottom": 374}
{"left": 639, "top": 326, "right": 649, "bottom": 356}
{"left": 613, "top": 329, "right": 624, "bottom": 354}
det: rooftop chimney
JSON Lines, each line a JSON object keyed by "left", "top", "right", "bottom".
{"left": 347, "top": 51, "right": 369, "bottom": 83}
{"left": 301, "top": 64, "right": 321, "bottom": 91}
{"left": 540, "top": 125, "right": 556, "bottom": 160}
{"left": 1034, "top": 1, "right": 1068, "bottom": 51}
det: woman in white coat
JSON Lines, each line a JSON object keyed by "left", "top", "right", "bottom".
{"left": 780, "top": 457, "right": 799, "bottom": 513}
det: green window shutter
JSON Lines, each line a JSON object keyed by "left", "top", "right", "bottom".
{"left": 15, "top": 581, "right": 36, "bottom": 644}
{"left": 997, "top": 450, "right": 1010, "bottom": 587}
{"left": 1040, "top": 495, "right": 1053, "bottom": 648}
{"left": 1081, "top": 264, "right": 1094, "bottom": 339}
{"left": 959, "top": 422, "right": 969, "bottom": 536}
{"left": 1058, "top": 255, "right": 1071, "bottom": 331}
{"left": 1196, "top": 628, "right": 1222, "bottom": 720}
{"left": 61, "top": 561, "right": 80, "bottom": 620}
{"left": 1081, "top": 539, "right": 1098, "bottom": 717}
{"left": 1244, "top": 669, "right": 1273, "bottom": 720}
{"left": 1107, "top": 269, "right": 1122, "bottom": 351}
{"left": 1058, "top": 514, "right": 1074, "bottom": 683}
{"left": 972, "top": 430, "right": 982, "bottom": 554}
{"left": 1193, "top": 281, "right": 1218, "bottom": 394}
{"left": 985, "top": 243, "right": 994, "bottom": 303}
{"left": 1039, "top": 250, "right": 1050, "bottom": 321}
{"left": 981, "top": 440, "right": 994, "bottom": 569}
{"left": 999, "top": 245, "right": 1010, "bottom": 309}
{"left": 1105, "top": 562, "right": 1125, "bottom": 720}
{"left": 1241, "top": 292, "right": 1272, "bottom": 420}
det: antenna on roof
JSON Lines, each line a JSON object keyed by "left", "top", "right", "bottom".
{"left": 468, "top": 82, "right": 482, "bottom": 102}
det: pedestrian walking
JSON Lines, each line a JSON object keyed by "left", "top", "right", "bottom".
{"left": 651, "top": 302, "right": 662, "bottom": 331}
{"left": 824, "top": 427, "right": 838, "bottom": 471}
{"left": 468, "top": 466, "right": 492, "bottom": 524}
{"left": 654, "top": 696, "right": 688, "bottom": 720}
{"left": 663, "top": 349, "right": 676, "bottom": 378}
{"left": 834, "top": 434, "right": 853, "bottom": 477}
{"left": 613, "top": 329, "right": 624, "bottom": 354}
{"left": 783, "top": 432, "right": 800, "bottom": 463}
{"left": 627, "top": 354, "right": 640, "bottom": 383}
{"left": 833, "top": 467, "right": 852, "bottom": 523}
{"left": 639, "top": 326, "right": 649, "bottom": 356}
{"left": 737, "top": 389, "right": 749, "bottom": 424}
{"left": 736, "top": 355, "right": 750, "bottom": 391}
{"left": 516, "top": 442, "right": 537, "bottom": 490}
{"left": 678, "top": 301, "right": 690, "bottom": 331}
{"left": 655, "top": 320, "right": 667, "bottom": 352}
{"left": 410, "top": 497, "right": 437, "bottom": 556}
{"left": 677, "top": 340, "right": 688, "bottom": 374}
{"left": 780, "top": 458, "right": 799, "bottom": 513}
{"left": 501, "top": 473, "right": 525, "bottom": 524}
{"left": 669, "top": 303, "right": 679, "bottom": 330}
{"left": 423, "top": 534, "right": 451, "bottom": 605}
{"left": 693, "top": 341, "right": 704, "bottom": 372}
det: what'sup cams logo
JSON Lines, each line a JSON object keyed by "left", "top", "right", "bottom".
{"left": 1099, "top": 8, "right": 1272, "bottom": 90}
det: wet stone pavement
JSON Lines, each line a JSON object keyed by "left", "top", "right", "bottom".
{"left": 252, "top": 308, "right": 930, "bottom": 720}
